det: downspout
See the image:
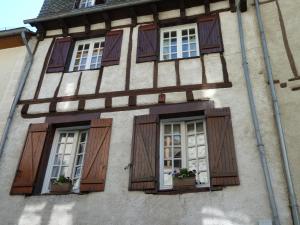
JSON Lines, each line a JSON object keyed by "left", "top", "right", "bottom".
{"left": 235, "top": 1, "right": 281, "bottom": 224}
{"left": 253, "top": 0, "right": 300, "bottom": 224}
{"left": 0, "top": 32, "right": 34, "bottom": 158}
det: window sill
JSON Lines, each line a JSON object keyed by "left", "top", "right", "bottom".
{"left": 158, "top": 55, "right": 201, "bottom": 63}
{"left": 145, "top": 186, "right": 222, "bottom": 195}
{"left": 66, "top": 67, "right": 101, "bottom": 73}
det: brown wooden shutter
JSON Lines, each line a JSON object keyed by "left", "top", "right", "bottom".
{"left": 10, "top": 124, "right": 48, "bottom": 195}
{"left": 197, "top": 14, "right": 224, "bottom": 54}
{"left": 80, "top": 118, "right": 112, "bottom": 192}
{"left": 205, "top": 107, "right": 239, "bottom": 186}
{"left": 129, "top": 115, "right": 159, "bottom": 191}
{"left": 137, "top": 24, "right": 158, "bottom": 63}
{"left": 101, "top": 30, "right": 123, "bottom": 67}
{"left": 46, "top": 37, "right": 73, "bottom": 73}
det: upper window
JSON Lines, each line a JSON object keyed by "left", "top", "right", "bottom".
{"left": 160, "top": 117, "right": 209, "bottom": 190}
{"left": 160, "top": 24, "right": 200, "bottom": 61}
{"left": 42, "top": 127, "right": 89, "bottom": 193}
{"left": 69, "top": 37, "right": 105, "bottom": 72}
{"left": 79, "top": 0, "right": 95, "bottom": 8}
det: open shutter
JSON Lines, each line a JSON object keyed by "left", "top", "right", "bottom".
{"left": 137, "top": 24, "right": 158, "bottom": 63}
{"left": 46, "top": 37, "right": 73, "bottom": 73}
{"left": 129, "top": 115, "right": 158, "bottom": 191}
{"left": 198, "top": 14, "right": 223, "bottom": 54}
{"left": 206, "top": 108, "right": 239, "bottom": 186}
{"left": 80, "top": 118, "right": 112, "bottom": 192}
{"left": 101, "top": 30, "right": 123, "bottom": 67}
{"left": 10, "top": 124, "right": 48, "bottom": 195}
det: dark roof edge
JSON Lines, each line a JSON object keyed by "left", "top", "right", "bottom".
{"left": 0, "top": 28, "right": 35, "bottom": 38}
{"left": 24, "top": 0, "right": 160, "bottom": 25}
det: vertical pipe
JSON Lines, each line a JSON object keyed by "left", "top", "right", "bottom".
{"left": 0, "top": 31, "right": 34, "bottom": 158}
{"left": 254, "top": 0, "right": 300, "bottom": 224}
{"left": 235, "top": 2, "right": 281, "bottom": 224}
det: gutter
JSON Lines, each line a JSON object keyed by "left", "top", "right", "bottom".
{"left": 24, "top": 0, "right": 161, "bottom": 25}
{"left": 0, "top": 31, "right": 34, "bottom": 158}
{"left": 235, "top": 1, "right": 280, "bottom": 224}
{"left": 253, "top": 0, "right": 300, "bottom": 224}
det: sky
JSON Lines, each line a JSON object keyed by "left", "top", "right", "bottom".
{"left": 0, "top": 0, "right": 44, "bottom": 31}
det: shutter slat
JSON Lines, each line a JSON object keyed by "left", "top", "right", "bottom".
{"left": 129, "top": 115, "right": 158, "bottom": 191}
{"left": 102, "top": 30, "right": 123, "bottom": 66}
{"left": 10, "top": 124, "right": 48, "bottom": 195}
{"left": 137, "top": 24, "right": 158, "bottom": 63}
{"left": 47, "top": 37, "right": 73, "bottom": 73}
{"left": 80, "top": 118, "right": 112, "bottom": 192}
{"left": 198, "top": 14, "right": 223, "bottom": 54}
{"left": 206, "top": 108, "right": 239, "bottom": 186}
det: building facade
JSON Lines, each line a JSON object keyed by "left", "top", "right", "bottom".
{"left": 0, "top": 0, "right": 299, "bottom": 225}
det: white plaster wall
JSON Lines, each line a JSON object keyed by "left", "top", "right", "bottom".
{"left": 130, "top": 26, "right": 154, "bottom": 90}
{"left": 85, "top": 98, "right": 105, "bottom": 110}
{"left": 46, "top": 29, "right": 62, "bottom": 36}
{"left": 21, "top": 38, "right": 53, "bottom": 100}
{"left": 38, "top": 73, "right": 62, "bottom": 99}
{"left": 78, "top": 70, "right": 99, "bottom": 95}
{"left": 158, "top": 61, "right": 177, "bottom": 87}
{"left": 137, "top": 15, "right": 154, "bottom": 24}
{"left": 56, "top": 101, "right": 79, "bottom": 112}
{"left": 186, "top": 6, "right": 205, "bottom": 17}
{"left": 69, "top": 26, "right": 85, "bottom": 34}
{"left": 91, "top": 23, "right": 106, "bottom": 31}
{"left": 204, "top": 54, "right": 224, "bottom": 83}
{"left": 179, "top": 58, "right": 202, "bottom": 85}
{"left": 159, "top": 10, "right": 180, "bottom": 20}
{"left": 58, "top": 72, "right": 80, "bottom": 97}
{"left": 111, "top": 18, "right": 131, "bottom": 27}
{"left": 99, "top": 27, "right": 130, "bottom": 93}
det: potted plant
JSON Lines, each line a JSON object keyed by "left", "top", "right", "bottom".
{"left": 173, "top": 168, "right": 196, "bottom": 190}
{"left": 50, "top": 175, "right": 73, "bottom": 193}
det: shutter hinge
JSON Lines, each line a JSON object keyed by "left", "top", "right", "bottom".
{"left": 124, "top": 163, "right": 132, "bottom": 170}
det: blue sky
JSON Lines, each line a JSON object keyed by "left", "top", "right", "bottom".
{"left": 0, "top": 0, "right": 44, "bottom": 30}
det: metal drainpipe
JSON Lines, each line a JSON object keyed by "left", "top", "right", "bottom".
{"left": 253, "top": 0, "right": 300, "bottom": 224}
{"left": 235, "top": 1, "right": 281, "bottom": 224}
{"left": 0, "top": 31, "right": 34, "bottom": 158}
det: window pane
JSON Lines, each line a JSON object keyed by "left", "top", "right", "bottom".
{"left": 60, "top": 166, "right": 68, "bottom": 176}
{"left": 197, "top": 134, "right": 205, "bottom": 145}
{"left": 57, "top": 144, "right": 65, "bottom": 154}
{"left": 188, "top": 147, "right": 196, "bottom": 159}
{"left": 171, "top": 31, "right": 176, "bottom": 37}
{"left": 164, "top": 136, "right": 172, "bottom": 146}
{"left": 171, "top": 53, "right": 177, "bottom": 59}
{"left": 163, "top": 32, "right": 169, "bottom": 38}
{"left": 187, "top": 123, "right": 194, "bottom": 133}
{"left": 62, "top": 155, "right": 71, "bottom": 166}
{"left": 74, "top": 167, "right": 81, "bottom": 178}
{"left": 182, "top": 52, "right": 189, "bottom": 58}
{"left": 188, "top": 135, "right": 196, "bottom": 146}
{"left": 64, "top": 144, "right": 73, "bottom": 154}
{"left": 182, "top": 29, "right": 188, "bottom": 36}
{"left": 51, "top": 166, "right": 59, "bottom": 177}
{"left": 199, "top": 159, "right": 207, "bottom": 171}
{"left": 164, "top": 160, "right": 172, "bottom": 170}
{"left": 188, "top": 159, "right": 197, "bottom": 171}
{"left": 190, "top": 43, "right": 196, "bottom": 51}
{"left": 54, "top": 154, "right": 62, "bottom": 165}
{"left": 171, "top": 38, "right": 177, "bottom": 46}
{"left": 163, "top": 47, "right": 169, "bottom": 54}
{"left": 197, "top": 146, "right": 206, "bottom": 158}
{"left": 76, "top": 155, "right": 83, "bottom": 165}
{"left": 174, "top": 160, "right": 182, "bottom": 170}
{"left": 171, "top": 46, "right": 177, "bottom": 53}
{"left": 182, "top": 44, "right": 188, "bottom": 52}
{"left": 196, "top": 123, "right": 204, "bottom": 133}
{"left": 199, "top": 172, "right": 208, "bottom": 184}
{"left": 173, "top": 135, "right": 181, "bottom": 145}
{"left": 189, "top": 28, "right": 195, "bottom": 35}
{"left": 164, "top": 125, "right": 171, "bottom": 134}
{"left": 190, "top": 51, "right": 197, "bottom": 57}
{"left": 173, "top": 124, "right": 180, "bottom": 134}
{"left": 174, "top": 147, "right": 181, "bottom": 158}
{"left": 163, "top": 173, "right": 172, "bottom": 186}
{"left": 182, "top": 37, "right": 188, "bottom": 45}
{"left": 59, "top": 133, "right": 67, "bottom": 143}
{"left": 164, "top": 147, "right": 172, "bottom": 159}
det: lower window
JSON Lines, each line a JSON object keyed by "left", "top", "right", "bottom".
{"left": 160, "top": 117, "right": 210, "bottom": 190}
{"left": 42, "top": 127, "right": 89, "bottom": 194}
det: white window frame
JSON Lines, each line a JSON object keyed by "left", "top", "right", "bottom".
{"left": 160, "top": 23, "right": 200, "bottom": 61}
{"left": 41, "top": 126, "right": 89, "bottom": 194}
{"left": 79, "top": 0, "right": 95, "bottom": 8}
{"left": 159, "top": 116, "right": 210, "bottom": 190}
{"left": 69, "top": 37, "right": 105, "bottom": 72}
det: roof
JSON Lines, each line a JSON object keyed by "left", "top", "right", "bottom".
{"left": 0, "top": 28, "right": 35, "bottom": 38}
{"left": 25, "top": 0, "right": 160, "bottom": 25}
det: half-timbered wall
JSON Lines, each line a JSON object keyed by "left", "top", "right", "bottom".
{"left": 0, "top": 0, "right": 298, "bottom": 224}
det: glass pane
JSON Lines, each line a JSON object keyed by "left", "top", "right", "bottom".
{"left": 182, "top": 52, "right": 189, "bottom": 58}
{"left": 101, "top": 42, "right": 105, "bottom": 47}
{"left": 174, "top": 147, "right": 181, "bottom": 158}
{"left": 188, "top": 147, "right": 196, "bottom": 159}
{"left": 80, "top": 132, "right": 87, "bottom": 143}
{"left": 81, "top": 58, "right": 87, "bottom": 65}
{"left": 84, "top": 44, "right": 90, "bottom": 50}
{"left": 174, "top": 160, "right": 182, "bottom": 169}
{"left": 65, "top": 144, "right": 73, "bottom": 154}
{"left": 51, "top": 166, "right": 59, "bottom": 177}
{"left": 188, "top": 160, "right": 197, "bottom": 171}
{"left": 173, "top": 135, "right": 181, "bottom": 145}
{"left": 199, "top": 171, "right": 208, "bottom": 184}
{"left": 187, "top": 123, "right": 195, "bottom": 133}
{"left": 189, "top": 36, "right": 196, "bottom": 43}
{"left": 196, "top": 123, "right": 203, "bottom": 133}
{"left": 190, "top": 51, "right": 197, "bottom": 57}
{"left": 75, "top": 59, "right": 80, "bottom": 65}
{"left": 163, "top": 32, "right": 169, "bottom": 38}
{"left": 60, "top": 166, "right": 68, "bottom": 176}
{"left": 182, "top": 37, "right": 188, "bottom": 45}
{"left": 197, "top": 134, "right": 205, "bottom": 145}
{"left": 57, "top": 144, "right": 65, "bottom": 154}
{"left": 171, "top": 46, "right": 177, "bottom": 53}
{"left": 78, "top": 45, "right": 83, "bottom": 51}
{"left": 59, "top": 133, "right": 67, "bottom": 143}
{"left": 164, "top": 147, "right": 172, "bottom": 159}
{"left": 190, "top": 43, "right": 196, "bottom": 51}
{"left": 189, "top": 28, "right": 195, "bottom": 35}
{"left": 182, "top": 29, "right": 188, "bottom": 36}
{"left": 199, "top": 159, "right": 207, "bottom": 171}
{"left": 163, "top": 47, "right": 169, "bottom": 54}
{"left": 188, "top": 135, "right": 196, "bottom": 146}
{"left": 62, "top": 155, "right": 71, "bottom": 166}
{"left": 171, "top": 53, "right": 177, "bottom": 59}
{"left": 94, "top": 42, "right": 100, "bottom": 48}
{"left": 78, "top": 144, "right": 85, "bottom": 154}
{"left": 182, "top": 44, "right": 188, "bottom": 52}
{"left": 164, "top": 160, "right": 172, "bottom": 170}
{"left": 173, "top": 124, "right": 180, "bottom": 134}
{"left": 171, "top": 31, "right": 176, "bottom": 37}
{"left": 91, "top": 57, "right": 97, "bottom": 64}
{"left": 164, "top": 125, "right": 171, "bottom": 134}
{"left": 197, "top": 146, "right": 206, "bottom": 158}
{"left": 74, "top": 167, "right": 81, "bottom": 178}
{"left": 164, "top": 136, "right": 172, "bottom": 146}
{"left": 163, "top": 55, "right": 169, "bottom": 60}
{"left": 54, "top": 154, "right": 62, "bottom": 165}
{"left": 67, "top": 133, "right": 75, "bottom": 143}
{"left": 163, "top": 39, "right": 169, "bottom": 47}
{"left": 171, "top": 38, "right": 177, "bottom": 46}
{"left": 76, "top": 155, "right": 83, "bottom": 165}
{"left": 163, "top": 173, "right": 172, "bottom": 186}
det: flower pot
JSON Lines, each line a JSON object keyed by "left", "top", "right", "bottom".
{"left": 50, "top": 183, "right": 72, "bottom": 194}
{"left": 173, "top": 177, "right": 196, "bottom": 190}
